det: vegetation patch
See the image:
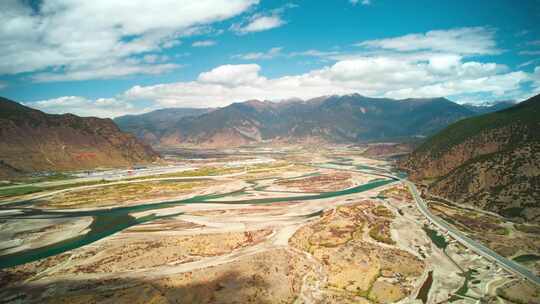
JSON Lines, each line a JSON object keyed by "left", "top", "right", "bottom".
{"left": 500, "top": 207, "right": 524, "bottom": 218}
{"left": 0, "top": 186, "right": 42, "bottom": 198}
{"left": 127, "top": 166, "right": 242, "bottom": 180}
{"left": 449, "top": 269, "right": 479, "bottom": 302}
{"left": 275, "top": 172, "right": 353, "bottom": 192}
{"left": 37, "top": 180, "right": 208, "bottom": 209}
{"left": 515, "top": 224, "right": 540, "bottom": 234}
{"left": 423, "top": 225, "right": 448, "bottom": 250}
{"left": 0, "top": 179, "right": 111, "bottom": 200}
{"left": 496, "top": 280, "right": 540, "bottom": 304}
{"left": 369, "top": 221, "right": 395, "bottom": 245}
{"left": 371, "top": 205, "right": 395, "bottom": 218}
{"left": 377, "top": 186, "right": 413, "bottom": 202}
{"left": 513, "top": 254, "right": 540, "bottom": 264}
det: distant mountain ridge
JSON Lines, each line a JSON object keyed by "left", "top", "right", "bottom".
{"left": 0, "top": 97, "right": 158, "bottom": 177}
{"left": 113, "top": 107, "right": 212, "bottom": 145}
{"left": 401, "top": 94, "right": 540, "bottom": 223}
{"left": 462, "top": 100, "right": 516, "bottom": 114}
{"left": 115, "top": 94, "right": 507, "bottom": 147}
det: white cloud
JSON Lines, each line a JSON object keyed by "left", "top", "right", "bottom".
{"left": 289, "top": 49, "right": 341, "bottom": 58}
{"left": 121, "top": 57, "right": 531, "bottom": 109}
{"left": 0, "top": 0, "right": 258, "bottom": 80}
{"left": 230, "top": 4, "right": 295, "bottom": 35}
{"left": 383, "top": 71, "right": 528, "bottom": 99}
{"left": 28, "top": 96, "right": 150, "bottom": 118}
{"left": 232, "top": 15, "right": 284, "bottom": 34}
{"left": 36, "top": 58, "right": 534, "bottom": 116}
{"left": 32, "top": 60, "right": 181, "bottom": 82}
{"left": 233, "top": 47, "right": 283, "bottom": 60}
{"left": 192, "top": 40, "right": 217, "bottom": 47}
{"left": 356, "top": 27, "right": 500, "bottom": 55}
{"left": 27, "top": 25, "right": 538, "bottom": 117}
{"left": 142, "top": 54, "right": 170, "bottom": 63}
{"left": 517, "top": 59, "right": 540, "bottom": 69}
{"left": 197, "top": 64, "right": 265, "bottom": 86}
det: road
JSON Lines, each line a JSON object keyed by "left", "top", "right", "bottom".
{"left": 318, "top": 161, "right": 540, "bottom": 286}
{"left": 404, "top": 180, "right": 540, "bottom": 286}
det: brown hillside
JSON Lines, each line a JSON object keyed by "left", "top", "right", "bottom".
{"left": 400, "top": 94, "right": 540, "bottom": 223}
{"left": 0, "top": 97, "right": 158, "bottom": 177}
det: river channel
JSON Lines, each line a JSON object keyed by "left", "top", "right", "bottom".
{"left": 0, "top": 166, "right": 396, "bottom": 269}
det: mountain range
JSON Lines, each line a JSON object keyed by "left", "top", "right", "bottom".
{"left": 115, "top": 94, "right": 513, "bottom": 147}
{"left": 113, "top": 108, "right": 212, "bottom": 145}
{"left": 0, "top": 97, "right": 158, "bottom": 177}
{"left": 401, "top": 94, "right": 540, "bottom": 224}
{"left": 0, "top": 94, "right": 517, "bottom": 178}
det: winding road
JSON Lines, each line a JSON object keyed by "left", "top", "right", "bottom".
{"left": 404, "top": 180, "right": 540, "bottom": 286}
{"left": 317, "top": 162, "right": 540, "bottom": 286}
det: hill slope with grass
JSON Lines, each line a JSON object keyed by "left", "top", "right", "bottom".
{"left": 401, "top": 94, "right": 540, "bottom": 223}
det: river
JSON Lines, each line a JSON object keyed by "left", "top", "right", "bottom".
{"left": 0, "top": 168, "right": 396, "bottom": 269}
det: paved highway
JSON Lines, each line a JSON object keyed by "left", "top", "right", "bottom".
{"left": 320, "top": 161, "right": 540, "bottom": 286}
{"left": 404, "top": 180, "right": 540, "bottom": 286}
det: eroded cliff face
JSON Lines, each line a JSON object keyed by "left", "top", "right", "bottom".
{"left": 400, "top": 94, "right": 540, "bottom": 223}
{"left": 0, "top": 97, "right": 158, "bottom": 177}
{"left": 402, "top": 126, "right": 518, "bottom": 180}
{"left": 428, "top": 143, "right": 540, "bottom": 223}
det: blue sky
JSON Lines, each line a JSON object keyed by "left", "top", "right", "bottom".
{"left": 1, "top": 0, "right": 539, "bottom": 117}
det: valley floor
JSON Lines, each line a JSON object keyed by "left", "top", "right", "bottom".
{"left": 0, "top": 146, "right": 538, "bottom": 303}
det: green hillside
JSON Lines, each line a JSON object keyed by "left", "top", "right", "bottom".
{"left": 415, "top": 94, "right": 540, "bottom": 157}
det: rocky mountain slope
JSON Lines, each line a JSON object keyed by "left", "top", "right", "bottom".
{"left": 0, "top": 97, "right": 158, "bottom": 177}
{"left": 360, "top": 143, "right": 413, "bottom": 159}
{"left": 401, "top": 94, "right": 540, "bottom": 223}
{"left": 116, "top": 94, "right": 493, "bottom": 147}
{"left": 114, "top": 108, "right": 211, "bottom": 145}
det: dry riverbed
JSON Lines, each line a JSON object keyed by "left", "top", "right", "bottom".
{"left": 1, "top": 148, "right": 536, "bottom": 303}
